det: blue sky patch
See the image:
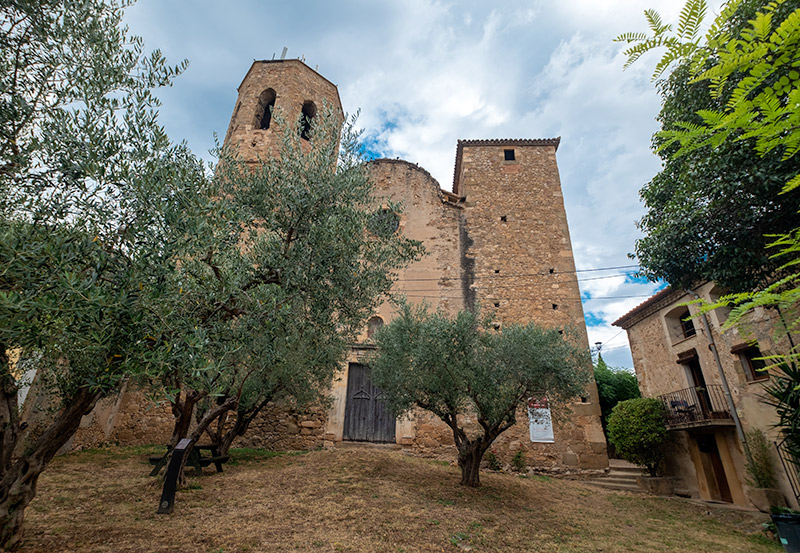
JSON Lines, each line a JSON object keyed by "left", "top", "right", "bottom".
{"left": 584, "top": 312, "right": 605, "bottom": 327}
{"left": 623, "top": 273, "right": 650, "bottom": 285}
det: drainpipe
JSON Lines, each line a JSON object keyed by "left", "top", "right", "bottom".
{"left": 685, "top": 289, "right": 753, "bottom": 466}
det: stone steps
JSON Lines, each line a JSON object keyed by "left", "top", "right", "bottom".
{"left": 335, "top": 440, "right": 402, "bottom": 450}
{"left": 586, "top": 459, "right": 646, "bottom": 493}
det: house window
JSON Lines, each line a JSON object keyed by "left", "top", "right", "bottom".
{"left": 708, "top": 284, "right": 732, "bottom": 328}
{"left": 300, "top": 100, "right": 316, "bottom": 140}
{"left": 680, "top": 315, "right": 696, "bottom": 339}
{"left": 504, "top": 149, "right": 515, "bottom": 161}
{"left": 256, "top": 88, "right": 276, "bottom": 130}
{"left": 735, "top": 345, "right": 768, "bottom": 382}
{"left": 665, "top": 306, "right": 696, "bottom": 343}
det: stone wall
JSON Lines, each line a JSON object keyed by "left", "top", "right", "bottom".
{"left": 234, "top": 403, "right": 327, "bottom": 451}
{"left": 65, "top": 385, "right": 328, "bottom": 452}
{"left": 453, "top": 139, "right": 607, "bottom": 471}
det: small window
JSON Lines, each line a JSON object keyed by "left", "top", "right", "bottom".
{"left": 300, "top": 100, "right": 316, "bottom": 140}
{"left": 680, "top": 316, "right": 696, "bottom": 339}
{"left": 256, "top": 89, "right": 276, "bottom": 130}
{"left": 708, "top": 285, "right": 732, "bottom": 327}
{"left": 737, "top": 346, "right": 768, "bottom": 382}
{"left": 367, "top": 316, "right": 384, "bottom": 339}
{"left": 504, "top": 149, "right": 515, "bottom": 161}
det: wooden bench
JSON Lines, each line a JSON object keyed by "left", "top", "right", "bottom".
{"left": 149, "top": 444, "right": 229, "bottom": 477}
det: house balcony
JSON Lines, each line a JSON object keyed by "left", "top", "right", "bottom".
{"left": 657, "top": 385, "right": 734, "bottom": 430}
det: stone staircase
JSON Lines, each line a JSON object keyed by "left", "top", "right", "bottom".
{"left": 588, "top": 458, "right": 645, "bottom": 493}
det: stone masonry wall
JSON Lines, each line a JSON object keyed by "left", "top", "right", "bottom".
{"left": 451, "top": 140, "right": 607, "bottom": 471}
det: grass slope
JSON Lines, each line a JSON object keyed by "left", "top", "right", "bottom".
{"left": 21, "top": 446, "right": 777, "bottom": 553}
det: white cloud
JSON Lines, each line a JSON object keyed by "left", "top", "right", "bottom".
{"left": 123, "top": 0, "right": 730, "bottom": 367}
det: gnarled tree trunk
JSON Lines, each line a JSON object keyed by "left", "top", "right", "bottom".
{"left": 0, "top": 347, "right": 20, "bottom": 476}
{"left": 216, "top": 395, "right": 273, "bottom": 458}
{"left": 0, "top": 386, "right": 99, "bottom": 550}
{"left": 168, "top": 389, "right": 204, "bottom": 448}
{"left": 176, "top": 397, "right": 236, "bottom": 484}
{"left": 458, "top": 440, "right": 489, "bottom": 487}
{"left": 443, "top": 407, "right": 516, "bottom": 488}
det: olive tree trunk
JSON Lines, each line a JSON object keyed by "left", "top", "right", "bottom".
{"left": 458, "top": 441, "right": 490, "bottom": 487}
{"left": 176, "top": 397, "right": 236, "bottom": 484}
{"left": 0, "top": 384, "right": 99, "bottom": 550}
{"left": 443, "top": 408, "right": 516, "bottom": 488}
{"left": 215, "top": 396, "right": 273, "bottom": 458}
{"left": 168, "top": 389, "right": 205, "bottom": 449}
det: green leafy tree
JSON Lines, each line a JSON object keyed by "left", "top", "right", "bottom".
{"left": 149, "top": 109, "right": 422, "bottom": 462}
{"left": 607, "top": 398, "right": 669, "bottom": 476}
{"left": 369, "top": 304, "right": 590, "bottom": 487}
{"left": 0, "top": 0, "right": 201, "bottom": 548}
{"left": 618, "top": 0, "right": 800, "bottom": 293}
{"left": 593, "top": 354, "right": 640, "bottom": 430}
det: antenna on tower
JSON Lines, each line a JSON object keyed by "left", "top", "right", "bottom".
{"left": 280, "top": 47, "right": 288, "bottom": 60}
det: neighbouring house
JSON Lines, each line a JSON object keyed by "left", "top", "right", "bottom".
{"left": 22, "top": 59, "right": 608, "bottom": 473}
{"left": 613, "top": 281, "right": 800, "bottom": 508}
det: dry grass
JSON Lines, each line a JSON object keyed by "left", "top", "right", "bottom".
{"left": 21, "top": 446, "right": 778, "bottom": 553}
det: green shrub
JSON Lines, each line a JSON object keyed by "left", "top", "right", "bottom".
{"left": 485, "top": 450, "right": 501, "bottom": 471}
{"left": 512, "top": 451, "right": 526, "bottom": 472}
{"left": 607, "top": 398, "right": 669, "bottom": 476}
{"left": 746, "top": 429, "right": 778, "bottom": 489}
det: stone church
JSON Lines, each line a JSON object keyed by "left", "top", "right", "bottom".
{"left": 59, "top": 59, "right": 607, "bottom": 472}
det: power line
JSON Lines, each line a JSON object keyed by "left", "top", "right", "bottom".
{"left": 399, "top": 293, "right": 652, "bottom": 301}
{"left": 392, "top": 264, "right": 640, "bottom": 283}
{"left": 594, "top": 329, "right": 626, "bottom": 350}
{"left": 594, "top": 343, "right": 630, "bottom": 353}
{"left": 392, "top": 274, "right": 638, "bottom": 293}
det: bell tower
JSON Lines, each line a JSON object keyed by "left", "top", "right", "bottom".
{"left": 223, "top": 59, "right": 343, "bottom": 163}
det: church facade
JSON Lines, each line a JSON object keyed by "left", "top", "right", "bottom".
{"left": 60, "top": 59, "right": 607, "bottom": 472}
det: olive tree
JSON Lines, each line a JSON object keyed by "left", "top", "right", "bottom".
{"left": 144, "top": 107, "right": 423, "bottom": 463}
{"left": 0, "top": 0, "right": 205, "bottom": 548}
{"left": 369, "top": 305, "right": 590, "bottom": 487}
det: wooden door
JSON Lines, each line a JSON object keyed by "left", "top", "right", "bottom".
{"left": 696, "top": 434, "right": 733, "bottom": 503}
{"left": 686, "top": 358, "right": 712, "bottom": 417}
{"left": 343, "top": 363, "right": 396, "bottom": 443}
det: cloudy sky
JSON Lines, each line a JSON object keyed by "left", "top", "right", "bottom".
{"left": 125, "top": 0, "right": 727, "bottom": 369}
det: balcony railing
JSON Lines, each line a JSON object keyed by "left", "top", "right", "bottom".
{"left": 657, "top": 385, "right": 733, "bottom": 428}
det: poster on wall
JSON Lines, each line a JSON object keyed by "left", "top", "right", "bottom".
{"left": 528, "top": 396, "right": 554, "bottom": 443}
